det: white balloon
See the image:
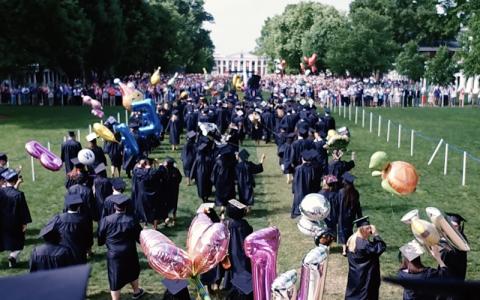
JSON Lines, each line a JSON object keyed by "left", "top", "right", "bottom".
{"left": 300, "top": 193, "right": 330, "bottom": 221}
{"left": 78, "top": 149, "right": 95, "bottom": 166}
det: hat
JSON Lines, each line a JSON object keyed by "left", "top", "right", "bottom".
{"left": 343, "top": 172, "right": 356, "bottom": 184}
{"left": 1, "top": 169, "right": 18, "bottom": 181}
{"left": 65, "top": 194, "right": 83, "bottom": 206}
{"left": 165, "top": 156, "right": 175, "bottom": 165}
{"left": 86, "top": 132, "right": 98, "bottom": 142}
{"left": 314, "top": 228, "right": 336, "bottom": 246}
{"left": 445, "top": 213, "right": 466, "bottom": 225}
{"left": 162, "top": 279, "right": 189, "bottom": 295}
{"left": 70, "top": 157, "right": 83, "bottom": 167}
{"left": 0, "top": 152, "right": 7, "bottom": 161}
{"left": 186, "top": 131, "right": 197, "bottom": 139}
{"left": 301, "top": 149, "right": 317, "bottom": 162}
{"left": 67, "top": 131, "right": 75, "bottom": 137}
{"left": 111, "top": 195, "right": 129, "bottom": 206}
{"left": 0, "top": 264, "right": 91, "bottom": 300}
{"left": 226, "top": 199, "right": 247, "bottom": 220}
{"left": 238, "top": 149, "right": 250, "bottom": 161}
{"left": 231, "top": 271, "right": 253, "bottom": 295}
{"left": 111, "top": 178, "right": 126, "bottom": 191}
{"left": 38, "top": 222, "right": 56, "bottom": 239}
{"left": 298, "top": 126, "right": 309, "bottom": 136}
{"left": 94, "top": 163, "right": 106, "bottom": 175}
{"left": 353, "top": 216, "right": 370, "bottom": 228}
{"left": 400, "top": 240, "right": 425, "bottom": 262}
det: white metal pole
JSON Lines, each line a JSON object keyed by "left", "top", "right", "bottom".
{"left": 378, "top": 115, "right": 382, "bottom": 137}
{"left": 369, "top": 112, "right": 373, "bottom": 133}
{"left": 339, "top": 104, "right": 341, "bottom": 117}
{"left": 349, "top": 104, "right": 352, "bottom": 121}
{"left": 398, "top": 124, "right": 402, "bottom": 148}
{"left": 125, "top": 110, "right": 128, "bottom": 123}
{"left": 117, "top": 112, "right": 121, "bottom": 123}
{"left": 387, "top": 120, "right": 391, "bottom": 142}
{"left": 6, "top": 161, "right": 9, "bottom": 168}
{"left": 63, "top": 136, "right": 67, "bottom": 143}
{"left": 355, "top": 107, "right": 358, "bottom": 124}
{"left": 462, "top": 151, "right": 467, "bottom": 186}
{"left": 410, "top": 130, "right": 414, "bottom": 156}
{"left": 444, "top": 143, "right": 448, "bottom": 175}
{"left": 362, "top": 109, "right": 365, "bottom": 128}
{"left": 428, "top": 139, "right": 444, "bottom": 165}
{"left": 77, "top": 129, "right": 81, "bottom": 141}
{"left": 31, "top": 156, "right": 35, "bottom": 182}
{"left": 343, "top": 103, "right": 347, "bottom": 118}
{"left": 89, "top": 124, "right": 92, "bottom": 134}
{"left": 47, "top": 141, "right": 51, "bottom": 151}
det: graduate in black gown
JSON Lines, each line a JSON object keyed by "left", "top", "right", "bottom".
{"left": 60, "top": 131, "right": 82, "bottom": 173}
{"left": 397, "top": 241, "right": 449, "bottom": 300}
{"left": 163, "top": 157, "right": 182, "bottom": 227}
{"left": 0, "top": 169, "right": 32, "bottom": 268}
{"left": 29, "top": 222, "right": 74, "bottom": 272}
{"left": 235, "top": 149, "right": 265, "bottom": 207}
{"left": 86, "top": 133, "right": 108, "bottom": 176}
{"left": 65, "top": 158, "right": 89, "bottom": 189}
{"left": 166, "top": 110, "right": 181, "bottom": 151}
{"left": 191, "top": 142, "right": 214, "bottom": 202}
{"left": 328, "top": 149, "right": 355, "bottom": 183}
{"left": 54, "top": 194, "right": 93, "bottom": 264}
{"left": 180, "top": 131, "right": 197, "bottom": 186}
{"left": 322, "top": 108, "right": 336, "bottom": 133}
{"left": 108, "top": 132, "right": 124, "bottom": 177}
{"left": 93, "top": 163, "right": 112, "bottom": 221}
{"left": 131, "top": 159, "right": 158, "bottom": 227}
{"left": 345, "top": 216, "right": 386, "bottom": 300}
{"left": 103, "top": 178, "right": 134, "bottom": 219}
{"left": 291, "top": 127, "right": 314, "bottom": 168}
{"left": 223, "top": 200, "right": 254, "bottom": 300}
{"left": 67, "top": 173, "right": 98, "bottom": 222}
{"left": 338, "top": 173, "right": 362, "bottom": 256}
{"left": 291, "top": 150, "right": 322, "bottom": 218}
{"left": 211, "top": 145, "right": 237, "bottom": 207}
{"left": 280, "top": 132, "right": 296, "bottom": 184}
{"left": 440, "top": 213, "right": 468, "bottom": 282}
{"left": 98, "top": 196, "right": 145, "bottom": 300}
{"left": 319, "top": 175, "right": 339, "bottom": 237}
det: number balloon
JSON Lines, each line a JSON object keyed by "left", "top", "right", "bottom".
{"left": 25, "top": 140, "right": 62, "bottom": 171}
{"left": 114, "top": 123, "right": 139, "bottom": 157}
{"left": 130, "top": 98, "right": 162, "bottom": 138}
{"left": 93, "top": 123, "right": 117, "bottom": 143}
{"left": 244, "top": 227, "right": 281, "bottom": 300}
{"left": 298, "top": 245, "right": 328, "bottom": 300}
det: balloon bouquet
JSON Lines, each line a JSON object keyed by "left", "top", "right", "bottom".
{"left": 82, "top": 95, "right": 104, "bottom": 118}
{"left": 25, "top": 141, "right": 63, "bottom": 171}
{"left": 140, "top": 212, "right": 230, "bottom": 300}
{"left": 300, "top": 54, "right": 317, "bottom": 76}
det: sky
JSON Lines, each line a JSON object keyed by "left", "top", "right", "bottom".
{"left": 203, "top": 0, "right": 352, "bottom": 55}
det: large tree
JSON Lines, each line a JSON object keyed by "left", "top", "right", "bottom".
{"left": 425, "top": 46, "right": 457, "bottom": 86}
{"left": 458, "top": 2, "right": 480, "bottom": 77}
{"left": 395, "top": 41, "right": 427, "bottom": 81}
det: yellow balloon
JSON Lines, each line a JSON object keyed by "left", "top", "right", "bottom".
{"left": 150, "top": 67, "right": 161, "bottom": 85}
{"left": 411, "top": 219, "right": 440, "bottom": 247}
{"left": 93, "top": 123, "right": 117, "bottom": 143}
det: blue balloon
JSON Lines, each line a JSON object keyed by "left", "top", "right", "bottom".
{"left": 114, "top": 123, "right": 139, "bottom": 157}
{"left": 131, "top": 98, "right": 162, "bottom": 137}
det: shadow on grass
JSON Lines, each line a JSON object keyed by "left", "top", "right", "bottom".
{"left": 89, "top": 291, "right": 168, "bottom": 300}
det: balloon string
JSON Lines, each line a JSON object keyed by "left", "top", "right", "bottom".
{"left": 190, "top": 276, "right": 211, "bottom": 300}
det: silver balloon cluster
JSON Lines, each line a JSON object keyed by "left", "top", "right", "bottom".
{"left": 297, "top": 193, "right": 330, "bottom": 237}
{"left": 271, "top": 270, "right": 298, "bottom": 300}
{"left": 298, "top": 245, "right": 329, "bottom": 300}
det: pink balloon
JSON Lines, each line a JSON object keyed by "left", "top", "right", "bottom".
{"left": 244, "top": 227, "right": 281, "bottom": 300}
{"left": 308, "top": 53, "right": 317, "bottom": 67}
{"left": 25, "top": 141, "right": 62, "bottom": 171}
{"left": 311, "top": 66, "right": 318, "bottom": 74}
{"left": 303, "top": 56, "right": 309, "bottom": 64}
{"left": 187, "top": 213, "right": 229, "bottom": 275}
{"left": 140, "top": 229, "right": 193, "bottom": 280}
{"left": 91, "top": 109, "right": 104, "bottom": 118}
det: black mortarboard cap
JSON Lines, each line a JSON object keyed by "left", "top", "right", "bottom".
{"left": 65, "top": 194, "right": 83, "bottom": 206}
{"left": 165, "top": 156, "right": 175, "bottom": 165}
{"left": 39, "top": 222, "right": 56, "bottom": 239}
{"left": 68, "top": 131, "right": 75, "bottom": 137}
{"left": 354, "top": 216, "right": 370, "bottom": 228}
{"left": 231, "top": 271, "right": 253, "bottom": 295}
{"left": 94, "top": 163, "right": 106, "bottom": 175}
{"left": 383, "top": 276, "right": 480, "bottom": 299}
{"left": 1, "top": 169, "right": 18, "bottom": 181}
{"left": 238, "top": 149, "right": 250, "bottom": 161}
{"left": 111, "top": 178, "right": 126, "bottom": 191}
{"left": 186, "top": 131, "right": 197, "bottom": 139}
{"left": 111, "top": 195, "right": 129, "bottom": 206}
{"left": 0, "top": 152, "right": 7, "bottom": 161}
{"left": 287, "top": 133, "right": 297, "bottom": 139}
{"left": 298, "top": 126, "right": 309, "bottom": 136}
{"left": 0, "top": 264, "right": 91, "bottom": 300}
{"left": 226, "top": 199, "right": 247, "bottom": 220}
{"left": 162, "top": 279, "right": 189, "bottom": 295}
{"left": 343, "top": 172, "right": 356, "bottom": 184}
{"left": 301, "top": 149, "right": 317, "bottom": 162}
{"left": 70, "top": 157, "right": 81, "bottom": 166}
{"left": 445, "top": 213, "right": 466, "bottom": 224}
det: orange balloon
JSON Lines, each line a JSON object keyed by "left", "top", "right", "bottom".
{"left": 382, "top": 161, "right": 419, "bottom": 196}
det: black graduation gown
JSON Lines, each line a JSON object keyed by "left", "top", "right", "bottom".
{"left": 98, "top": 212, "right": 142, "bottom": 291}
{"left": 291, "top": 163, "right": 321, "bottom": 218}
{"left": 216, "top": 107, "right": 228, "bottom": 133}
{"left": 29, "top": 243, "right": 74, "bottom": 272}
{"left": 261, "top": 110, "right": 275, "bottom": 143}
{"left": 166, "top": 119, "right": 181, "bottom": 145}
{"left": 345, "top": 236, "right": 386, "bottom": 300}
{"left": 281, "top": 142, "right": 294, "bottom": 174}
{"left": 61, "top": 140, "right": 82, "bottom": 173}
{"left": 89, "top": 145, "right": 108, "bottom": 172}
{"left": 236, "top": 161, "right": 263, "bottom": 206}
{"left": 211, "top": 152, "right": 237, "bottom": 206}
{"left": 0, "top": 187, "right": 32, "bottom": 250}
{"left": 184, "top": 111, "right": 198, "bottom": 132}
{"left": 93, "top": 176, "right": 113, "bottom": 220}
{"left": 181, "top": 139, "right": 196, "bottom": 177}
{"left": 102, "top": 194, "right": 134, "bottom": 219}
{"left": 314, "top": 140, "right": 328, "bottom": 175}
{"left": 67, "top": 184, "right": 98, "bottom": 222}
{"left": 320, "top": 189, "right": 339, "bottom": 234}
{"left": 328, "top": 160, "right": 355, "bottom": 181}
{"left": 131, "top": 168, "right": 157, "bottom": 223}
{"left": 108, "top": 142, "right": 123, "bottom": 168}
{"left": 164, "top": 166, "right": 182, "bottom": 214}
{"left": 338, "top": 189, "right": 363, "bottom": 244}
{"left": 397, "top": 267, "right": 449, "bottom": 300}
{"left": 440, "top": 241, "right": 467, "bottom": 280}
{"left": 52, "top": 212, "right": 93, "bottom": 265}
{"left": 191, "top": 148, "right": 214, "bottom": 200}
{"left": 291, "top": 138, "right": 315, "bottom": 167}
{"left": 323, "top": 115, "right": 336, "bottom": 132}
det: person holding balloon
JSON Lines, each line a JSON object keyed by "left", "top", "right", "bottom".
{"left": 60, "top": 131, "right": 82, "bottom": 173}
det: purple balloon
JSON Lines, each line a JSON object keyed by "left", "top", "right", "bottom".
{"left": 244, "top": 227, "right": 281, "bottom": 300}
{"left": 25, "top": 140, "right": 62, "bottom": 171}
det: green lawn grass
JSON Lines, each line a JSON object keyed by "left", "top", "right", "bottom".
{"left": 0, "top": 105, "right": 479, "bottom": 300}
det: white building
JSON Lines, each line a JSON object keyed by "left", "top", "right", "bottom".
{"left": 213, "top": 52, "right": 269, "bottom": 76}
